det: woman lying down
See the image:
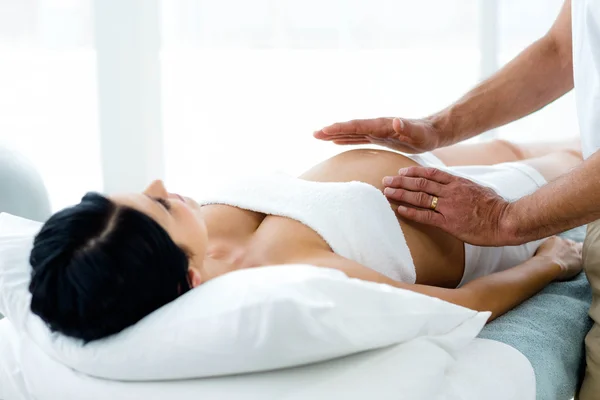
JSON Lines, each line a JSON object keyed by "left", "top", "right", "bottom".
{"left": 29, "top": 139, "right": 583, "bottom": 342}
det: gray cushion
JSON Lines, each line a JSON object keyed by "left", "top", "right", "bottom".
{"left": 0, "top": 146, "right": 51, "bottom": 320}
{"left": 0, "top": 147, "right": 51, "bottom": 222}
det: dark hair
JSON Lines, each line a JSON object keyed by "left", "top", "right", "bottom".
{"left": 29, "top": 192, "right": 191, "bottom": 342}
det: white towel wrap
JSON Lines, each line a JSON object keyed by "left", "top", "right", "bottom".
{"left": 199, "top": 173, "right": 417, "bottom": 284}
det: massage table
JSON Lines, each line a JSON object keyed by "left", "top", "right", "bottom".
{"left": 0, "top": 317, "right": 535, "bottom": 400}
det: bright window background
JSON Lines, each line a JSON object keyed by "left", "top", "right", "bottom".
{"left": 0, "top": 0, "right": 577, "bottom": 210}
{"left": 159, "top": 0, "right": 576, "bottom": 197}
{"left": 0, "top": 0, "right": 102, "bottom": 211}
{"left": 498, "top": 0, "right": 578, "bottom": 141}
{"left": 160, "top": 0, "right": 481, "bottom": 194}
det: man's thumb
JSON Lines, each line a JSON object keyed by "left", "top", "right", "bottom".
{"left": 392, "top": 117, "right": 405, "bottom": 134}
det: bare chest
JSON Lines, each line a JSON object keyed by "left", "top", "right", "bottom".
{"left": 206, "top": 215, "right": 332, "bottom": 269}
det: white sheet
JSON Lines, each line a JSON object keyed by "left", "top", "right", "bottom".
{"left": 0, "top": 320, "right": 28, "bottom": 400}
{"left": 0, "top": 319, "right": 535, "bottom": 400}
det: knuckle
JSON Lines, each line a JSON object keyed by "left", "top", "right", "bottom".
{"left": 390, "top": 176, "right": 402, "bottom": 187}
{"left": 386, "top": 187, "right": 401, "bottom": 200}
{"left": 393, "top": 189, "right": 405, "bottom": 200}
{"left": 398, "top": 205, "right": 411, "bottom": 215}
{"left": 421, "top": 211, "right": 433, "bottom": 223}
{"left": 425, "top": 168, "right": 438, "bottom": 178}
{"left": 416, "top": 192, "right": 429, "bottom": 205}
{"left": 354, "top": 119, "right": 368, "bottom": 130}
{"left": 415, "top": 178, "right": 428, "bottom": 190}
{"left": 455, "top": 176, "right": 468, "bottom": 185}
{"left": 406, "top": 166, "right": 418, "bottom": 175}
{"left": 408, "top": 209, "right": 421, "bottom": 221}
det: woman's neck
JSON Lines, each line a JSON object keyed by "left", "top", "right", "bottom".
{"left": 199, "top": 257, "right": 237, "bottom": 282}
{"left": 199, "top": 238, "right": 250, "bottom": 282}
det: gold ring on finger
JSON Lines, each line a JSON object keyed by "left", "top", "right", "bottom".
{"left": 430, "top": 196, "right": 439, "bottom": 211}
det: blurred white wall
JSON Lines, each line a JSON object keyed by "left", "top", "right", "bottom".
{"left": 0, "top": 0, "right": 574, "bottom": 210}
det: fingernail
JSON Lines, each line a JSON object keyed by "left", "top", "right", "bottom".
{"left": 397, "top": 168, "right": 406, "bottom": 175}
{"left": 384, "top": 188, "right": 395, "bottom": 195}
{"left": 383, "top": 176, "right": 393, "bottom": 185}
{"left": 398, "top": 205, "right": 407, "bottom": 212}
{"left": 394, "top": 118, "right": 405, "bottom": 130}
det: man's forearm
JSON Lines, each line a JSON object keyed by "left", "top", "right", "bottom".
{"left": 502, "top": 151, "right": 600, "bottom": 245}
{"left": 429, "top": 1, "right": 573, "bottom": 147}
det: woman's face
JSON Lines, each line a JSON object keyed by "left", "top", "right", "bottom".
{"left": 110, "top": 180, "right": 207, "bottom": 286}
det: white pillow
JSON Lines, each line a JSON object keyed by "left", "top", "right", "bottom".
{"left": 0, "top": 212, "right": 490, "bottom": 381}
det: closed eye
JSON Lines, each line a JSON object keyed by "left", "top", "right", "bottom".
{"left": 153, "top": 197, "right": 171, "bottom": 211}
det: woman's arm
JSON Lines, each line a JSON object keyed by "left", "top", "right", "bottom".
{"left": 301, "top": 237, "right": 582, "bottom": 322}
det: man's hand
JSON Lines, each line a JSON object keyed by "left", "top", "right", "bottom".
{"left": 382, "top": 166, "right": 513, "bottom": 246}
{"left": 313, "top": 117, "right": 443, "bottom": 154}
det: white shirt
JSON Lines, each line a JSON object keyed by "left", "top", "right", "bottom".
{"left": 573, "top": 0, "right": 600, "bottom": 158}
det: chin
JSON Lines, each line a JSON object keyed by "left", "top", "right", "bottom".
{"left": 184, "top": 196, "right": 201, "bottom": 209}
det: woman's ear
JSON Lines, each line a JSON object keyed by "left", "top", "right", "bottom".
{"left": 188, "top": 268, "right": 203, "bottom": 288}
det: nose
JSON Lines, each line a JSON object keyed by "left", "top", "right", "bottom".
{"left": 144, "top": 179, "right": 168, "bottom": 197}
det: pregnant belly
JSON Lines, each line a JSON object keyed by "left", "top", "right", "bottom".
{"left": 299, "top": 148, "right": 465, "bottom": 288}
